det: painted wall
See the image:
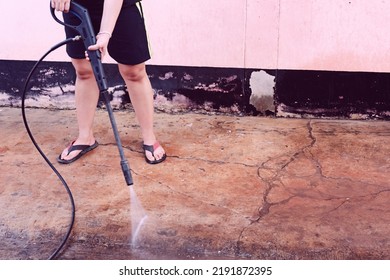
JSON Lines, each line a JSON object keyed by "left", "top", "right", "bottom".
{"left": 277, "top": 0, "right": 390, "bottom": 72}
{"left": 1, "top": 0, "right": 390, "bottom": 72}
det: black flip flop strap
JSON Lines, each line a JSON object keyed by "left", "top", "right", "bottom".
{"left": 143, "top": 144, "right": 156, "bottom": 156}
{"left": 67, "top": 144, "right": 92, "bottom": 155}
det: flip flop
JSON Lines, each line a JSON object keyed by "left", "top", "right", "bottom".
{"left": 57, "top": 140, "right": 99, "bottom": 164}
{"left": 142, "top": 141, "right": 167, "bottom": 164}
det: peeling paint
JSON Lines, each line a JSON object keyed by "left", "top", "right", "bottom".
{"left": 147, "top": 66, "right": 254, "bottom": 115}
{"left": 1, "top": 60, "right": 389, "bottom": 119}
{"left": 159, "top": 72, "right": 174, "bottom": 80}
{"left": 0, "top": 92, "right": 10, "bottom": 103}
{"left": 249, "top": 70, "right": 275, "bottom": 114}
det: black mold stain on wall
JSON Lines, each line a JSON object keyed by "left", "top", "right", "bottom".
{"left": 0, "top": 60, "right": 74, "bottom": 98}
{"left": 146, "top": 65, "right": 259, "bottom": 115}
{"left": 0, "top": 60, "right": 125, "bottom": 99}
{"left": 1, "top": 59, "right": 389, "bottom": 119}
{"left": 0, "top": 60, "right": 258, "bottom": 115}
{"left": 275, "top": 70, "right": 390, "bottom": 119}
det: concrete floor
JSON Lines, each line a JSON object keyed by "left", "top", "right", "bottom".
{"left": 0, "top": 107, "right": 389, "bottom": 260}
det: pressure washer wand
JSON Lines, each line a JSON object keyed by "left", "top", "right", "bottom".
{"left": 51, "top": 2, "right": 133, "bottom": 185}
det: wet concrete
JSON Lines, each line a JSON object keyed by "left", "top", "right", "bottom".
{"left": 0, "top": 107, "right": 389, "bottom": 260}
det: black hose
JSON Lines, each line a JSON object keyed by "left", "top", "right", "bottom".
{"left": 21, "top": 36, "right": 81, "bottom": 260}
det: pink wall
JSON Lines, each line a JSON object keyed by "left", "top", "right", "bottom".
{"left": 143, "top": 0, "right": 279, "bottom": 69}
{"left": 277, "top": 0, "right": 390, "bottom": 72}
{"left": 143, "top": 0, "right": 247, "bottom": 68}
{"left": 0, "top": 1, "right": 67, "bottom": 61}
{"left": 2, "top": 0, "right": 390, "bottom": 72}
{"left": 245, "top": 0, "right": 280, "bottom": 69}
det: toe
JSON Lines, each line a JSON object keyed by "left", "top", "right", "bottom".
{"left": 60, "top": 148, "right": 69, "bottom": 160}
{"left": 63, "top": 150, "right": 81, "bottom": 161}
{"left": 145, "top": 150, "right": 156, "bottom": 162}
{"left": 143, "top": 144, "right": 166, "bottom": 162}
{"left": 154, "top": 146, "right": 166, "bottom": 160}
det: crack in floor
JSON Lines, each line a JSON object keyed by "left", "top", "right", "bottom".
{"left": 235, "top": 120, "right": 319, "bottom": 256}
{"left": 257, "top": 120, "right": 318, "bottom": 213}
{"left": 234, "top": 119, "right": 390, "bottom": 257}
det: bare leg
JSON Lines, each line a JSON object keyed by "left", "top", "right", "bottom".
{"left": 59, "top": 58, "right": 99, "bottom": 161}
{"left": 118, "top": 62, "right": 165, "bottom": 162}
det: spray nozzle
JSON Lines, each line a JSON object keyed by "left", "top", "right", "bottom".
{"left": 121, "top": 160, "right": 134, "bottom": 186}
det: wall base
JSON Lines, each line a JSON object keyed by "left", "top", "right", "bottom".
{"left": 1, "top": 60, "right": 389, "bottom": 120}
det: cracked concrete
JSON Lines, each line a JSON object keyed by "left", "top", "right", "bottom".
{"left": 0, "top": 107, "right": 389, "bottom": 260}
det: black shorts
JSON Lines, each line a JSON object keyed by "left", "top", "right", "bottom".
{"left": 63, "top": 2, "right": 151, "bottom": 65}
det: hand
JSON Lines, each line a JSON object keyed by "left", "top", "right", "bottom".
{"left": 51, "top": 0, "right": 71, "bottom": 12}
{"left": 87, "top": 32, "right": 111, "bottom": 60}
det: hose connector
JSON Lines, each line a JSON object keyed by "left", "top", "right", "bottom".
{"left": 73, "top": 35, "right": 82, "bottom": 41}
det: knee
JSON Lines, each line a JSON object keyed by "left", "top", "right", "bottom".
{"left": 72, "top": 60, "right": 94, "bottom": 80}
{"left": 75, "top": 67, "right": 94, "bottom": 80}
{"left": 119, "top": 64, "right": 147, "bottom": 83}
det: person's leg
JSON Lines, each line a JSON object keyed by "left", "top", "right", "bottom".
{"left": 59, "top": 58, "right": 99, "bottom": 161}
{"left": 118, "top": 62, "right": 166, "bottom": 163}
